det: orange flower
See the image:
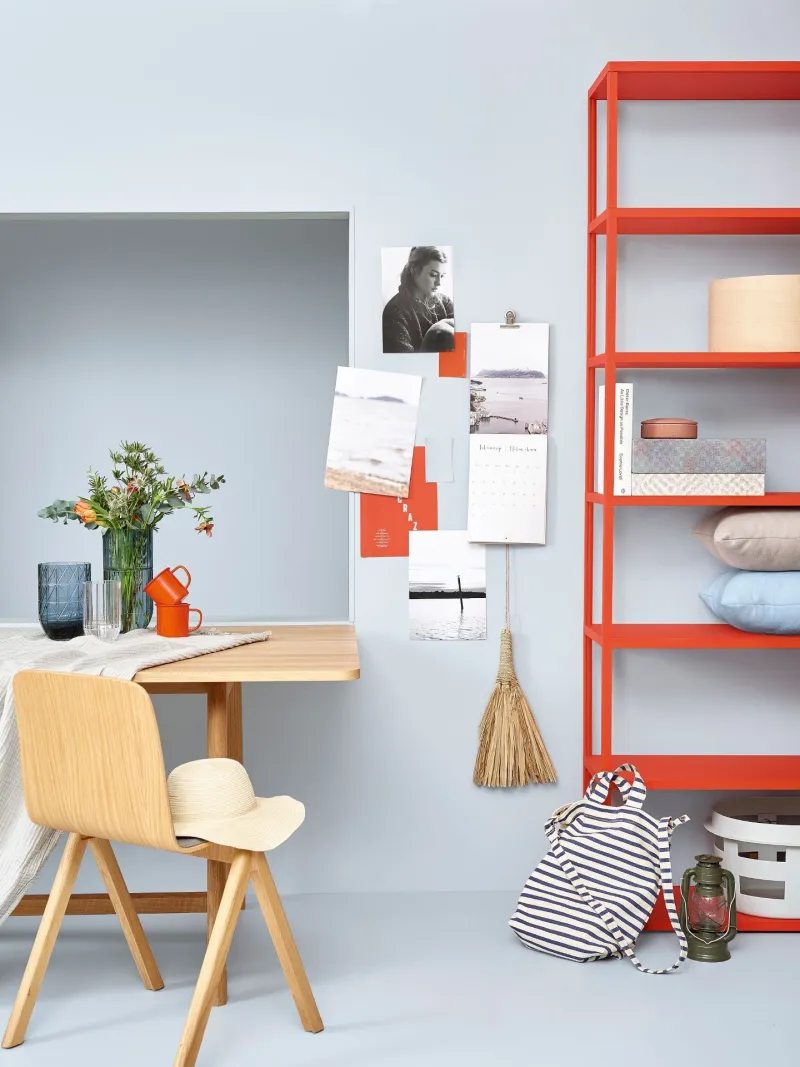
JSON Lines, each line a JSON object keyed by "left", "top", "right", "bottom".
{"left": 127, "top": 481, "right": 138, "bottom": 495}
{"left": 195, "top": 521, "right": 214, "bottom": 537}
{"left": 79, "top": 508, "right": 97, "bottom": 524}
{"left": 73, "top": 500, "right": 92, "bottom": 517}
{"left": 110, "top": 486, "right": 121, "bottom": 493}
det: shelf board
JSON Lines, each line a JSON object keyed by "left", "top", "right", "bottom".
{"left": 584, "top": 754, "right": 800, "bottom": 791}
{"left": 589, "top": 62, "right": 800, "bottom": 101}
{"left": 646, "top": 890, "right": 800, "bottom": 933}
{"left": 590, "top": 351, "right": 800, "bottom": 369}
{"left": 590, "top": 207, "right": 800, "bottom": 236}
{"left": 587, "top": 491, "right": 800, "bottom": 507}
{"left": 585, "top": 623, "right": 800, "bottom": 650}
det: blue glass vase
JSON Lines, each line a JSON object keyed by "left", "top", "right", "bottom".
{"left": 103, "top": 528, "right": 154, "bottom": 633}
{"left": 38, "top": 562, "right": 92, "bottom": 640}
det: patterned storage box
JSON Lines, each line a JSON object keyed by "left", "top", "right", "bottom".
{"left": 631, "top": 472, "right": 765, "bottom": 496}
{"left": 631, "top": 438, "right": 765, "bottom": 474}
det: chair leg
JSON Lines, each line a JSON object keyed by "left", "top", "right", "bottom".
{"left": 2, "top": 833, "right": 88, "bottom": 1049}
{"left": 173, "top": 850, "right": 250, "bottom": 1067}
{"left": 89, "top": 838, "right": 164, "bottom": 991}
{"left": 250, "top": 852, "right": 323, "bottom": 1034}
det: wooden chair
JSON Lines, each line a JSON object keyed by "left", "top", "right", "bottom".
{"left": 2, "top": 671, "right": 322, "bottom": 1067}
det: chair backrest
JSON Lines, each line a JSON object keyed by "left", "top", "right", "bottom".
{"left": 13, "top": 671, "right": 181, "bottom": 851}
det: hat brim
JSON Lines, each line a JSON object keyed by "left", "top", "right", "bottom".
{"left": 172, "top": 795, "right": 305, "bottom": 852}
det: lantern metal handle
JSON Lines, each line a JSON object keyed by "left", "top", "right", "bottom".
{"left": 722, "top": 868, "right": 737, "bottom": 944}
{"left": 679, "top": 868, "right": 692, "bottom": 932}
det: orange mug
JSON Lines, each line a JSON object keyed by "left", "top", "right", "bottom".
{"left": 156, "top": 602, "right": 202, "bottom": 638}
{"left": 144, "top": 565, "right": 192, "bottom": 606}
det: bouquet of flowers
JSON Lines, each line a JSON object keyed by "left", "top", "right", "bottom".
{"left": 39, "top": 441, "right": 225, "bottom": 631}
{"left": 39, "top": 440, "right": 225, "bottom": 534}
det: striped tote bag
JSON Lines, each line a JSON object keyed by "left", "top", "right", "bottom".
{"left": 509, "top": 764, "right": 689, "bottom": 974}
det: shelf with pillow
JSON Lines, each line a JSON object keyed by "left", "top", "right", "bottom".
{"left": 585, "top": 61, "right": 800, "bottom": 934}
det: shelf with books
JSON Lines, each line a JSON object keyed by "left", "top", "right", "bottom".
{"left": 590, "top": 352, "right": 800, "bottom": 370}
{"left": 589, "top": 207, "right": 800, "bottom": 236}
{"left": 586, "top": 490, "right": 800, "bottom": 507}
{"left": 585, "top": 623, "right": 800, "bottom": 650}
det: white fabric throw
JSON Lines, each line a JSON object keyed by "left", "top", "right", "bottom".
{"left": 0, "top": 627, "right": 269, "bottom": 924}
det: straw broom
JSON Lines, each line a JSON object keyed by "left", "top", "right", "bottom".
{"left": 473, "top": 546, "right": 556, "bottom": 788}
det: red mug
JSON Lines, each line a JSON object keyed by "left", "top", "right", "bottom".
{"left": 156, "top": 602, "right": 202, "bottom": 638}
{"left": 144, "top": 565, "right": 192, "bottom": 606}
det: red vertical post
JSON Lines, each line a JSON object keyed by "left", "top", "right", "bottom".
{"left": 600, "top": 71, "right": 619, "bottom": 758}
{"left": 583, "top": 92, "right": 598, "bottom": 776}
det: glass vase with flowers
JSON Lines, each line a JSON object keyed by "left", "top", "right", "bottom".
{"left": 39, "top": 441, "right": 224, "bottom": 633}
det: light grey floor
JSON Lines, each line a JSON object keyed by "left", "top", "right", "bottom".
{"left": 0, "top": 893, "right": 794, "bottom": 1066}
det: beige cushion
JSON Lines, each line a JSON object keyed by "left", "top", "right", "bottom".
{"left": 694, "top": 508, "right": 800, "bottom": 571}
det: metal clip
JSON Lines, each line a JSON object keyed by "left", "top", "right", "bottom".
{"left": 500, "top": 310, "right": 519, "bottom": 328}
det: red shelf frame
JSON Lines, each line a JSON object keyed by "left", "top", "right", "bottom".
{"left": 585, "top": 623, "right": 800, "bottom": 650}
{"left": 584, "top": 62, "right": 800, "bottom": 934}
{"left": 591, "top": 352, "right": 800, "bottom": 370}
{"left": 589, "top": 62, "right": 800, "bottom": 102}
{"left": 589, "top": 207, "right": 800, "bottom": 236}
{"left": 587, "top": 490, "right": 800, "bottom": 507}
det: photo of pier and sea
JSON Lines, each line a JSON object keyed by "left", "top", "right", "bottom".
{"left": 409, "top": 531, "right": 486, "bottom": 641}
{"left": 469, "top": 322, "right": 549, "bottom": 435}
{"left": 470, "top": 370, "right": 548, "bottom": 435}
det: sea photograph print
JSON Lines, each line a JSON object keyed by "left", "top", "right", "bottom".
{"left": 469, "top": 322, "right": 549, "bottom": 435}
{"left": 325, "top": 366, "right": 422, "bottom": 497}
{"left": 409, "top": 530, "right": 486, "bottom": 641}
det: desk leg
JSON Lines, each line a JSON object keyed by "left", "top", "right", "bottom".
{"left": 206, "top": 682, "right": 243, "bottom": 1007}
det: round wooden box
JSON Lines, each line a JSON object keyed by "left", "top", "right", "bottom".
{"left": 640, "top": 417, "right": 698, "bottom": 440}
{"left": 709, "top": 274, "right": 800, "bottom": 352}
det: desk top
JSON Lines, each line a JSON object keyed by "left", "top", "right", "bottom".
{"left": 133, "top": 624, "right": 359, "bottom": 684}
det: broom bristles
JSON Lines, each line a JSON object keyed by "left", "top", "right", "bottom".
{"left": 473, "top": 630, "right": 556, "bottom": 788}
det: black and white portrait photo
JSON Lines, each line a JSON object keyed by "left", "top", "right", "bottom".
{"left": 381, "top": 245, "right": 455, "bottom": 353}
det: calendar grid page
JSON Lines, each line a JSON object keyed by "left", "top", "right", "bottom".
{"left": 467, "top": 436, "right": 547, "bottom": 544}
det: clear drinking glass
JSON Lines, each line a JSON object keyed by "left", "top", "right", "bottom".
{"left": 83, "top": 580, "right": 122, "bottom": 642}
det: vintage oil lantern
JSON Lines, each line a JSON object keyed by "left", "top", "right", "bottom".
{"left": 680, "top": 854, "right": 737, "bottom": 962}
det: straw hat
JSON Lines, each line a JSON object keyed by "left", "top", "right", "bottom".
{"left": 167, "top": 758, "right": 305, "bottom": 851}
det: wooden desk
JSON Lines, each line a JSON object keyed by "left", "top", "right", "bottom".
{"left": 13, "top": 623, "right": 359, "bottom": 1005}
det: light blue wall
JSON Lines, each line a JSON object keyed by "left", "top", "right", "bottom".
{"left": 0, "top": 217, "right": 350, "bottom": 622}
{"left": 1, "top": 0, "right": 799, "bottom": 899}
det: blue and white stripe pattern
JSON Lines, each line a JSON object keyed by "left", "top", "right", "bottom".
{"left": 509, "top": 765, "right": 689, "bottom": 974}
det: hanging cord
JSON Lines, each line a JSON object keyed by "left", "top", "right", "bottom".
{"left": 505, "top": 544, "right": 511, "bottom": 630}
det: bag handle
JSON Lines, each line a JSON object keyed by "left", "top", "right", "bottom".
{"left": 585, "top": 763, "right": 647, "bottom": 810}
{"left": 545, "top": 809, "right": 689, "bottom": 974}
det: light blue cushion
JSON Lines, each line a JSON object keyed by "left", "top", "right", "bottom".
{"left": 700, "top": 570, "right": 800, "bottom": 634}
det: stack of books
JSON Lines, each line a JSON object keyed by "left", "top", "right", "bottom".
{"left": 597, "top": 383, "right": 766, "bottom": 495}
{"left": 632, "top": 439, "right": 766, "bottom": 495}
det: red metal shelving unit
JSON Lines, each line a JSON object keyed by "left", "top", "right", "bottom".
{"left": 584, "top": 62, "right": 800, "bottom": 933}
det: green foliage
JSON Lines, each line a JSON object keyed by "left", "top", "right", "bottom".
{"left": 38, "top": 441, "right": 225, "bottom": 536}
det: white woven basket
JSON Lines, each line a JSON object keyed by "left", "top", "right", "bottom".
{"left": 709, "top": 274, "right": 800, "bottom": 352}
{"left": 705, "top": 797, "right": 800, "bottom": 918}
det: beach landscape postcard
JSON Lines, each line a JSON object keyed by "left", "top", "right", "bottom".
{"left": 409, "top": 530, "right": 486, "bottom": 641}
{"left": 325, "top": 366, "right": 422, "bottom": 497}
{"left": 469, "top": 322, "right": 549, "bottom": 435}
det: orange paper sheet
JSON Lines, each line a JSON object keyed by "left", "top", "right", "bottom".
{"left": 438, "top": 331, "right": 467, "bottom": 378}
{"left": 360, "top": 446, "right": 438, "bottom": 557}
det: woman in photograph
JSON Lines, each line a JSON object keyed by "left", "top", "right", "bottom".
{"left": 382, "top": 246, "right": 455, "bottom": 353}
